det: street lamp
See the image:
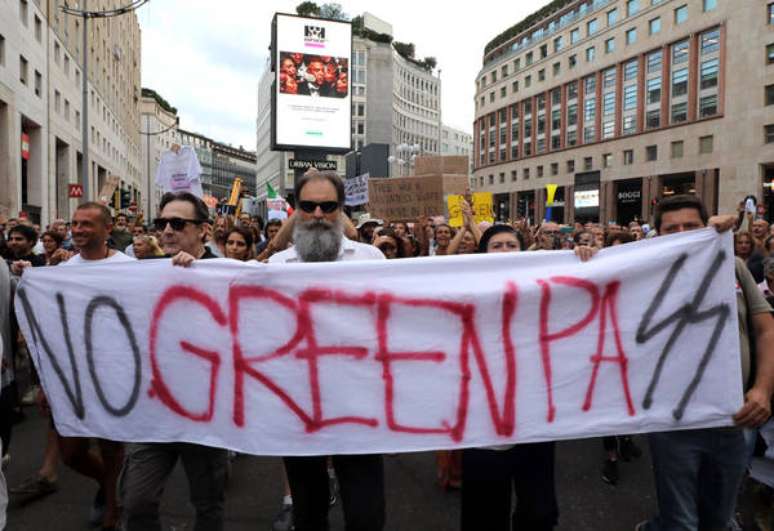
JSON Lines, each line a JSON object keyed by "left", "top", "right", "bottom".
{"left": 61, "top": 0, "right": 150, "bottom": 202}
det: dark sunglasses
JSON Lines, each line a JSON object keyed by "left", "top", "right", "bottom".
{"left": 153, "top": 217, "right": 203, "bottom": 231}
{"left": 298, "top": 200, "right": 339, "bottom": 214}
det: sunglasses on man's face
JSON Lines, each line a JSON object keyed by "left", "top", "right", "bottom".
{"left": 298, "top": 201, "right": 339, "bottom": 214}
{"left": 153, "top": 217, "right": 202, "bottom": 232}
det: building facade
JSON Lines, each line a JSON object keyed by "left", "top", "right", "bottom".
{"left": 140, "top": 89, "right": 178, "bottom": 219}
{"left": 0, "top": 0, "right": 142, "bottom": 225}
{"left": 256, "top": 12, "right": 446, "bottom": 199}
{"left": 473, "top": 0, "right": 774, "bottom": 224}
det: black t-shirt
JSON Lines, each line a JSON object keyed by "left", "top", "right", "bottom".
{"left": 5, "top": 253, "right": 46, "bottom": 268}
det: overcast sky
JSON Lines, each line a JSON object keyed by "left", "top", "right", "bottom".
{"left": 139, "top": 1, "right": 546, "bottom": 149}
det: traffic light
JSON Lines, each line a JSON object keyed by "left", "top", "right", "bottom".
{"left": 120, "top": 189, "right": 131, "bottom": 209}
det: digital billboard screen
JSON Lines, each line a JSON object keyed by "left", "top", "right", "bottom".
{"left": 272, "top": 13, "right": 352, "bottom": 153}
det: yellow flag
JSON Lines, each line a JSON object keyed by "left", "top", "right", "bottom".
{"left": 447, "top": 195, "right": 465, "bottom": 228}
{"left": 472, "top": 192, "right": 494, "bottom": 224}
{"left": 545, "top": 184, "right": 558, "bottom": 206}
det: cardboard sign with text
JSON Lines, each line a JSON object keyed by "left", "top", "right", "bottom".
{"left": 369, "top": 175, "right": 468, "bottom": 221}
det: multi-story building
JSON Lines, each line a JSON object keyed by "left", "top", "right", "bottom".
{"left": 178, "top": 127, "right": 257, "bottom": 200}
{"left": 473, "top": 0, "right": 774, "bottom": 225}
{"left": 441, "top": 124, "right": 474, "bottom": 176}
{"left": 0, "top": 0, "right": 142, "bottom": 225}
{"left": 140, "top": 88, "right": 179, "bottom": 219}
{"left": 256, "top": 12, "right": 444, "bottom": 199}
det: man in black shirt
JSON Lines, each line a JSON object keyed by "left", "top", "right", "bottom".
{"left": 6, "top": 225, "right": 45, "bottom": 269}
{"left": 120, "top": 192, "right": 225, "bottom": 531}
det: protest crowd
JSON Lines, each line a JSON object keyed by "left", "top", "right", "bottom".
{"left": 0, "top": 169, "right": 773, "bottom": 531}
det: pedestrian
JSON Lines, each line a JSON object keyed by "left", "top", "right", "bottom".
{"left": 372, "top": 228, "right": 405, "bottom": 259}
{"left": 224, "top": 227, "right": 255, "bottom": 261}
{"left": 120, "top": 191, "right": 227, "bottom": 531}
{"left": 109, "top": 213, "right": 133, "bottom": 252}
{"left": 39, "top": 231, "right": 64, "bottom": 265}
{"left": 6, "top": 225, "right": 45, "bottom": 270}
{"left": 131, "top": 234, "right": 164, "bottom": 259}
{"left": 0, "top": 259, "right": 14, "bottom": 473}
{"left": 736, "top": 230, "right": 766, "bottom": 283}
{"left": 529, "top": 222, "right": 560, "bottom": 251}
{"left": 447, "top": 199, "right": 482, "bottom": 255}
{"left": 636, "top": 194, "right": 774, "bottom": 531}
{"left": 269, "top": 169, "right": 386, "bottom": 531}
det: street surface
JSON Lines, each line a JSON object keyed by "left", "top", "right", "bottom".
{"left": 5, "top": 409, "right": 662, "bottom": 530}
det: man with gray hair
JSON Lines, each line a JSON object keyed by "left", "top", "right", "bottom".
{"left": 269, "top": 169, "right": 385, "bottom": 531}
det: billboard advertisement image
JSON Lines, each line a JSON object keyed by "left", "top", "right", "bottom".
{"left": 272, "top": 13, "right": 352, "bottom": 152}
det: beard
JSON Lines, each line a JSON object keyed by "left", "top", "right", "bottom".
{"left": 293, "top": 217, "right": 343, "bottom": 263}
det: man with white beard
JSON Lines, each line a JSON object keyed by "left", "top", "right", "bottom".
{"left": 269, "top": 169, "right": 385, "bottom": 531}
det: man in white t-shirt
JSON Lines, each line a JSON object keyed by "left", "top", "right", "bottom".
{"left": 15, "top": 203, "right": 132, "bottom": 529}
{"left": 270, "top": 170, "right": 386, "bottom": 531}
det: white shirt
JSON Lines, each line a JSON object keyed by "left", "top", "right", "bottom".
{"left": 63, "top": 250, "right": 136, "bottom": 266}
{"left": 155, "top": 146, "right": 203, "bottom": 197}
{"left": 269, "top": 236, "right": 385, "bottom": 263}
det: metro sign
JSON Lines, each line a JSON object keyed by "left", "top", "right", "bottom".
{"left": 68, "top": 184, "right": 84, "bottom": 198}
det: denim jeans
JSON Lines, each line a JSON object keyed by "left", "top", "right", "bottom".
{"left": 644, "top": 428, "right": 747, "bottom": 531}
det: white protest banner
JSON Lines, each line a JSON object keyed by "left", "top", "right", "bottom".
{"left": 15, "top": 229, "right": 742, "bottom": 456}
{"left": 345, "top": 173, "right": 369, "bottom": 207}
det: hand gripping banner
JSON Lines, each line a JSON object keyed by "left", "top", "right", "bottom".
{"left": 15, "top": 229, "right": 742, "bottom": 455}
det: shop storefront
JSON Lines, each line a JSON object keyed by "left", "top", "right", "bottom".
{"left": 615, "top": 178, "right": 643, "bottom": 225}
{"left": 573, "top": 171, "right": 600, "bottom": 223}
{"left": 516, "top": 190, "right": 536, "bottom": 224}
{"left": 494, "top": 192, "right": 510, "bottom": 222}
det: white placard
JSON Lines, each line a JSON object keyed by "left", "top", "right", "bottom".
{"left": 15, "top": 229, "right": 742, "bottom": 456}
{"left": 575, "top": 189, "right": 599, "bottom": 209}
{"left": 345, "top": 173, "right": 369, "bottom": 206}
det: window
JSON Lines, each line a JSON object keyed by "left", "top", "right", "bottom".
{"left": 489, "top": 175, "right": 494, "bottom": 185}
{"left": 499, "top": 173, "right": 506, "bottom": 183}
{"left": 552, "top": 88, "right": 561, "bottom": 106}
{"left": 671, "top": 140, "right": 684, "bottom": 158}
{"left": 551, "top": 163, "right": 559, "bottom": 176}
{"left": 568, "top": 81, "right": 578, "bottom": 99}
{"left": 0, "top": 34, "right": 5, "bottom": 66}
{"left": 19, "top": 55, "right": 28, "bottom": 84}
{"left": 648, "top": 50, "right": 663, "bottom": 73}
{"left": 627, "top": 0, "right": 639, "bottom": 17}
{"left": 646, "top": 145, "right": 658, "bottom": 161}
{"left": 673, "top": 40, "right": 689, "bottom": 65}
{"left": 703, "top": 0, "right": 716, "bottom": 11}
{"left": 571, "top": 28, "right": 580, "bottom": 44}
{"left": 770, "top": 3, "right": 774, "bottom": 25}
{"left": 34, "top": 70, "right": 41, "bottom": 97}
{"left": 490, "top": 92, "right": 495, "bottom": 103}
{"left": 541, "top": 44, "right": 548, "bottom": 59}
{"left": 588, "top": 18, "right": 599, "bottom": 36}
{"left": 512, "top": 80, "right": 519, "bottom": 93}
{"left": 584, "top": 157, "right": 593, "bottom": 171}
{"left": 537, "top": 166, "right": 544, "bottom": 178}
{"left": 64, "top": 99, "right": 70, "bottom": 121}
{"left": 701, "top": 29, "right": 720, "bottom": 55}
{"left": 552, "top": 109, "right": 561, "bottom": 130}
{"left": 603, "top": 153, "right": 613, "bottom": 168}
{"left": 674, "top": 5, "right": 688, "bottom": 25}
{"left": 526, "top": 52, "right": 533, "bottom": 65}
{"left": 671, "top": 102, "right": 688, "bottom": 123}
{"left": 649, "top": 17, "right": 661, "bottom": 35}
{"left": 34, "top": 15, "right": 42, "bottom": 42}
{"left": 502, "top": 64, "right": 509, "bottom": 77}
{"left": 584, "top": 124, "right": 596, "bottom": 143}
{"left": 699, "top": 95, "right": 718, "bottom": 117}
{"left": 768, "top": 44, "right": 774, "bottom": 65}
{"left": 586, "top": 46, "right": 596, "bottom": 62}
{"left": 604, "top": 67, "right": 616, "bottom": 87}
{"left": 672, "top": 68, "right": 688, "bottom": 96}
{"left": 569, "top": 55, "right": 577, "bottom": 69}
{"left": 568, "top": 103, "right": 578, "bottom": 125}
{"left": 603, "top": 93, "right": 616, "bottom": 115}
{"left": 605, "top": 38, "right": 615, "bottom": 54}
{"left": 767, "top": 84, "right": 774, "bottom": 106}
{"left": 553, "top": 62, "right": 560, "bottom": 76}
{"left": 524, "top": 168, "right": 530, "bottom": 179}
{"left": 501, "top": 86, "right": 507, "bottom": 98}
{"left": 54, "top": 90, "right": 61, "bottom": 112}
{"left": 626, "top": 28, "right": 637, "bottom": 45}
{"left": 603, "top": 120, "right": 615, "bottom": 138}
{"left": 491, "top": 71, "right": 498, "bottom": 83}
{"left": 607, "top": 8, "right": 618, "bottom": 26}
{"left": 19, "top": 0, "right": 28, "bottom": 25}
{"left": 511, "top": 170, "right": 517, "bottom": 182}
{"left": 766, "top": 125, "right": 774, "bottom": 144}
{"left": 624, "top": 60, "right": 638, "bottom": 81}
{"left": 699, "top": 135, "right": 714, "bottom": 154}
{"left": 623, "top": 115, "right": 636, "bottom": 134}
{"left": 623, "top": 150, "right": 634, "bottom": 165}
{"left": 624, "top": 85, "right": 638, "bottom": 110}
{"left": 647, "top": 109, "right": 660, "bottom": 128}
{"left": 567, "top": 130, "right": 578, "bottom": 147}
{"left": 584, "top": 97, "right": 596, "bottom": 122}
{"left": 647, "top": 77, "right": 662, "bottom": 104}
{"left": 700, "top": 59, "right": 719, "bottom": 89}
{"left": 567, "top": 160, "right": 576, "bottom": 173}
{"left": 554, "top": 36, "right": 564, "bottom": 52}
{"left": 539, "top": 69, "right": 546, "bottom": 82}
{"left": 525, "top": 75, "right": 532, "bottom": 88}
{"left": 585, "top": 74, "right": 597, "bottom": 93}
